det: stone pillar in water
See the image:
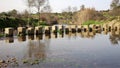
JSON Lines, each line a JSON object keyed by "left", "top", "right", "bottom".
{"left": 70, "top": 25, "right": 77, "bottom": 33}
{"left": 27, "top": 27, "right": 35, "bottom": 35}
{"left": 83, "top": 25, "right": 89, "bottom": 32}
{"left": 44, "top": 26, "right": 51, "bottom": 35}
{"left": 5, "top": 27, "right": 14, "bottom": 37}
{"left": 17, "top": 27, "right": 26, "bottom": 36}
{"left": 35, "top": 26, "right": 43, "bottom": 35}
{"left": 77, "top": 25, "right": 82, "bottom": 32}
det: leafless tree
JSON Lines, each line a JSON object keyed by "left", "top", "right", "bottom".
{"left": 32, "top": 0, "right": 46, "bottom": 20}
{"left": 26, "top": 0, "right": 34, "bottom": 12}
{"left": 26, "top": 0, "right": 34, "bottom": 26}
{"left": 110, "top": 0, "right": 120, "bottom": 9}
{"left": 26, "top": 0, "right": 50, "bottom": 25}
{"left": 72, "top": 7, "right": 77, "bottom": 13}
{"left": 41, "top": 0, "right": 52, "bottom": 13}
{"left": 80, "top": 5, "right": 85, "bottom": 11}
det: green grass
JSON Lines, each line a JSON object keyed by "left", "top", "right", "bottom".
{"left": 82, "top": 20, "right": 104, "bottom": 25}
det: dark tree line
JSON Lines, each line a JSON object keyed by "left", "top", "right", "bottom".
{"left": 0, "top": 17, "right": 26, "bottom": 29}
{"left": 0, "top": 10, "right": 27, "bottom": 30}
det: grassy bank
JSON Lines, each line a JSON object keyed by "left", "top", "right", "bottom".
{"left": 82, "top": 20, "right": 104, "bottom": 25}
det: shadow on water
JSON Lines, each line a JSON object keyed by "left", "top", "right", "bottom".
{"left": 5, "top": 37, "right": 14, "bottom": 43}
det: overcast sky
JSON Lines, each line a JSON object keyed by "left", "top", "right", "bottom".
{"left": 0, "top": 0, "right": 112, "bottom": 13}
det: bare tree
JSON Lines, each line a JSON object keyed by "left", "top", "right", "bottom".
{"left": 72, "top": 7, "right": 77, "bottom": 13}
{"left": 40, "top": 0, "right": 52, "bottom": 24}
{"left": 68, "top": 6, "right": 72, "bottom": 13}
{"left": 80, "top": 5, "right": 85, "bottom": 11}
{"left": 110, "top": 0, "right": 120, "bottom": 9}
{"left": 26, "top": 0, "right": 34, "bottom": 12}
{"left": 26, "top": 0, "right": 34, "bottom": 26}
{"left": 32, "top": 0, "right": 46, "bottom": 20}
{"left": 26, "top": 0, "right": 48, "bottom": 25}
{"left": 41, "top": 0, "right": 52, "bottom": 13}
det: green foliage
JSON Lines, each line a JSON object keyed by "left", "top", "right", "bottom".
{"left": 103, "top": 12, "right": 110, "bottom": 18}
{"left": 82, "top": 20, "right": 103, "bottom": 25}
{"left": 0, "top": 34, "right": 4, "bottom": 37}
{"left": 30, "top": 18, "right": 39, "bottom": 26}
{"left": 39, "top": 21, "right": 47, "bottom": 26}
{"left": 0, "top": 17, "right": 26, "bottom": 28}
{"left": 57, "top": 30, "right": 62, "bottom": 34}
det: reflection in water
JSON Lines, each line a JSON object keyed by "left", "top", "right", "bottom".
{"left": 89, "top": 31, "right": 96, "bottom": 38}
{"left": 27, "top": 35, "right": 51, "bottom": 60}
{"left": 55, "top": 34, "right": 58, "bottom": 38}
{"left": 51, "top": 33, "right": 58, "bottom": 39}
{"left": 96, "top": 29, "right": 102, "bottom": 34}
{"left": 18, "top": 36, "right": 26, "bottom": 42}
{"left": 45, "top": 34, "right": 51, "bottom": 40}
{"left": 59, "top": 33, "right": 64, "bottom": 38}
{"left": 115, "top": 30, "right": 120, "bottom": 35}
{"left": 28, "top": 35, "right": 34, "bottom": 40}
{"left": 109, "top": 30, "right": 120, "bottom": 45}
{"left": 65, "top": 32, "right": 78, "bottom": 39}
{"left": 103, "top": 30, "right": 108, "bottom": 35}
{"left": 0, "top": 29, "right": 120, "bottom": 68}
{"left": 2, "top": 30, "right": 119, "bottom": 46}
{"left": 36, "top": 35, "right": 43, "bottom": 40}
{"left": 28, "top": 40, "right": 47, "bottom": 59}
{"left": 80, "top": 31, "right": 96, "bottom": 38}
{"left": 5, "top": 37, "right": 14, "bottom": 43}
{"left": 82, "top": 32, "right": 90, "bottom": 38}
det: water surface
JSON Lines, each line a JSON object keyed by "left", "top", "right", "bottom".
{"left": 0, "top": 31, "right": 120, "bottom": 68}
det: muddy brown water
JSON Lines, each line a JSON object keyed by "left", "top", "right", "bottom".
{"left": 0, "top": 31, "right": 120, "bottom": 68}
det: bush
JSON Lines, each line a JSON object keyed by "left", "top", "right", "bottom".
{"left": 39, "top": 21, "right": 47, "bottom": 26}
{"left": 0, "top": 17, "right": 26, "bottom": 28}
{"left": 0, "top": 34, "right": 4, "bottom": 37}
